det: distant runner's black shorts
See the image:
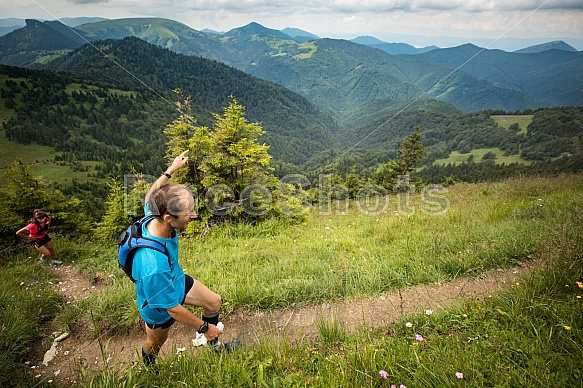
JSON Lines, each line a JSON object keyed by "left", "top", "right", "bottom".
{"left": 145, "top": 275, "right": 195, "bottom": 330}
{"left": 31, "top": 234, "right": 51, "bottom": 248}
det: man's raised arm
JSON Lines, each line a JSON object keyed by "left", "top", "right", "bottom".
{"left": 145, "top": 150, "right": 190, "bottom": 204}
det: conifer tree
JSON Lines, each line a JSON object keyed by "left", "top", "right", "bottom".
{"left": 163, "top": 89, "right": 196, "bottom": 185}
{"left": 0, "top": 159, "right": 52, "bottom": 237}
{"left": 163, "top": 93, "right": 277, "bottom": 221}
{"left": 201, "top": 95, "right": 274, "bottom": 195}
{"left": 395, "top": 126, "right": 427, "bottom": 176}
{"left": 95, "top": 179, "right": 128, "bottom": 241}
{"left": 375, "top": 126, "right": 427, "bottom": 189}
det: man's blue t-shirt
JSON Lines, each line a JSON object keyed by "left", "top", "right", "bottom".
{"left": 132, "top": 204, "right": 185, "bottom": 325}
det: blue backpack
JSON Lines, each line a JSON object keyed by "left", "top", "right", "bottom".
{"left": 117, "top": 215, "right": 170, "bottom": 282}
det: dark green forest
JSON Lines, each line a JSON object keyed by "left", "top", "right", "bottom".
{"left": 303, "top": 107, "right": 583, "bottom": 180}
{"left": 39, "top": 37, "right": 337, "bottom": 167}
{"left": 1, "top": 64, "right": 174, "bottom": 175}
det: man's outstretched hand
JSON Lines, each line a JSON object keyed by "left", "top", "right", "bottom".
{"left": 167, "top": 150, "right": 189, "bottom": 175}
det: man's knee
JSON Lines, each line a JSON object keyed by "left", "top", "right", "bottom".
{"left": 209, "top": 294, "right": 222, "bottom": 313}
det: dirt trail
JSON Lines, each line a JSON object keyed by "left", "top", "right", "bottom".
{"left": 28, "top": 261, "right": 536, "bottom": 385}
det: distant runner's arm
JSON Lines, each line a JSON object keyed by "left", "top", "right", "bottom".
{"left": 16, "top": 226, "right": 31, "bottom": 240}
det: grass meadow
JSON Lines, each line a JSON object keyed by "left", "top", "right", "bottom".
{"left": 433, "top": 147, "right": 529, "bottom": 166}
{"left": 434, "top": 114, "right": 535, "bottom": 166}
{"left": 0, "top": 131, "right": 102, "bottom": 185}
{"left": 1, "top": 174, "right": 582, "bottom": 387}
{"left": 491, "top": 115, "right": 533, "bottom": 135}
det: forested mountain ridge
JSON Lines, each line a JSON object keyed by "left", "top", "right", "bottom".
{"left": 0, "top": 20, "right": 582, "bottom": 192}
{"left": 38, "top": 37, "right": 337, "bottom": 169}
{"left": 1, "top": 60, "right": 582, "bottom": 189}
{"left": 2, "top": 18, "right": 581, "bottom": 117}
{"left": 300, "top": 106, "right": 583, "bottom": 181}
{"left": 75, "top": 17, "right": 228, "bottom": 62}
{"left": 0, "top": 19, "right": 90, "bottom": 67}
{"left": 350, "top": 36, "right": 438, "bottom": 55}
{"left": 0, "top": 63, "right": 177, "bottom": 176}
{"left": 415, "top": 44, "right": 583, "bottom": 107}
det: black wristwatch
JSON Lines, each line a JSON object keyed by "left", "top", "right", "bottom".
{"left": 197, "top": 321, "right": 209, "bottom": 334}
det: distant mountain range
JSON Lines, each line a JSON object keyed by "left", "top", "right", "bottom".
{"left": 0, "top": 17, "right": 582, "bottom": 119}
{"left": 1, "top": 26, "right": 582, "bottom": 182}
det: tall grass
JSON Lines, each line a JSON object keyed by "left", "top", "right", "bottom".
{"left": 45, "top": 175, "right": 583, "bottom": 332}
{"left": 1, "top": 174, "right": 582, "bottom": 386}
{"left": 0, "top": 258, "right": 63, "bottom": 387}
{"left": 79, "top": 176, "right": 583, "bottom": 386}
{"left": 183, "top": 176, "right": 577, "bottom": 313}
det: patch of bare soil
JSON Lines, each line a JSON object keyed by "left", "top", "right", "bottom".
{"left": 28, "top": 261, "right": 537, "bottom": 386}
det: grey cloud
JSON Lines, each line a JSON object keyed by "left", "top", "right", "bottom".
{"left": 68, "top": 0, "right": 110, "bottom": 4}
{"left": 165, "top": 0, "right": 583, "bottom": 14}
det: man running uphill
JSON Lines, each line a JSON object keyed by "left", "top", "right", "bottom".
{"left": 135, "top": 150, "right": 237, "bottom": 368}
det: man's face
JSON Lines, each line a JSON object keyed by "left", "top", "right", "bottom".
{"left": 168, "top": 188, "right": 197, "bottom": 230}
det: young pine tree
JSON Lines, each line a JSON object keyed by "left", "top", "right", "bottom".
{"left": 375, "top": 126, "right": 427, "bottom": 189}
{"left": 201, "top": 95, "right": 274, "bottom": 195}
{"left": 95, "top": 179, "right": 128, "bottom": 241}
{"left": 0, "top": 158, "right": 86, "bottom": 239}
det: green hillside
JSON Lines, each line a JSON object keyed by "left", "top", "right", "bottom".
{"left": 4, "top": 18, "right": 581, "bottom": 117}
{"left": 37, "top": 37, "right": 337, "bottom": 167}
{"left": 417, "top": 44, "right": 583, "bottom": 107}
{"left": 2, "top": 59, "right": 582, "bottom": 186}
{"left": 1, "top": 36, "right": 582, "bottom": 192}
{"left": 76, "top": 17, "right": 227, "bottom": 61}
{"left": 220, "top": 36, "right": 539, "bottom": 117}
{"left": 0, "top": 64, "right": 175, "bottom": 178}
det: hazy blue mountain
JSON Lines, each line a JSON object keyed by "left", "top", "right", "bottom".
{"left": 351, "top": 36, "right": 438, "bottom": 54}
{"left": 0, "top": 19, "right": 90, "bottom": 66}
{"left": 0, "top": 26, "right": 21, "bottom": 36}
{"left": 201, "top": 28, "right": 223, "bottom": 35}
{"left": 0, "top": 18, "right": 25, "bottom": 27}
{"left": 1, "top": 17, "right": 576, "bottom": 115}
{"left": 60, "top": 17, "right": 109, "bottom": 27}
{"left": 219, "top": 34, "right": 539, "bottom": 116}
{"left": 514, "top": 40, "right": 578, "bottom": 54}
{"left": 281, "top": 27, "right": 319, "bottom": 42}
{"left": 416, "top": 43, "right": 583, "bottom": 107}
{"left": 0, "top": 17, "right": 108, "bottom": 36}
{"left": 0, "top": 18, "right": 25, "bottom": 36}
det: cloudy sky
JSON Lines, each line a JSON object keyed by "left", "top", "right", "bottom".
{"left": 4, "top": 0, "right": 583, "bottom": 50}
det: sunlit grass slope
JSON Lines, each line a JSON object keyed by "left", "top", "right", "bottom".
{"left": 83, "top": 174, "right": 583, "bottom": 386}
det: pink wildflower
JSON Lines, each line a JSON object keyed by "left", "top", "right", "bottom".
{"left": 415, "top": 334, "right": 424, "bottom": 341}
{"left": 456, "top": 372, "right": 464, "bottom": 379}
{"left": 379, "top": 370, "right": 388, "bottom": 379}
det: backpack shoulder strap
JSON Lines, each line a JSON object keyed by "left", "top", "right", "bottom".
{"left": 125, "top": 215, "right": 172, "bottom": 282}
{"left": 131, "top": 215, "right": 155, "bottom": 238}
